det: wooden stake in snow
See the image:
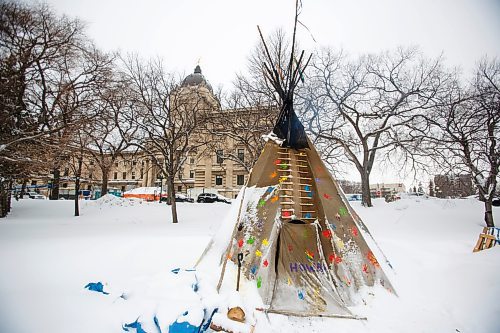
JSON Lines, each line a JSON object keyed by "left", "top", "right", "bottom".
{"left": 236, "top": 253, "right": 243, "bottom": 291}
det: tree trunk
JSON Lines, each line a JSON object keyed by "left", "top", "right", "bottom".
{"left": 360, "top": 171, "right": 372, "bottom": 207}
{"left": 7, "top": 179, "right": 12, "bottom": 213}
{"left": 20, "top": 179, "right": 27, "bottom": 198}
{"left": 484, "top": 199, "right": 495, "bottom": 228}
{"left": 101, "top": 167, "right": 109, "bottom": 198}
{"left": 74, "top": 157, "right": 83, "bottom": 217}
{"left": 0, "top": 179, "right": 7, "bottom": 218}
{"left": 51, "top": 169, "right": 60, "bottom": 200}
{"left": 168, "top": 176, "right": 178, "bottom": 224}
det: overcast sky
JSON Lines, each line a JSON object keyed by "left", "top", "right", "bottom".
{"left": 27, "top": 0, "right": 500, "bottom": 185}
{"left": 36, "top": 0, "right": 500, "bottom": 88}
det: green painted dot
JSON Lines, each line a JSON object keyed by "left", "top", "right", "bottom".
{"left": 258, "top": 199, "right": 266, "bottom": 207}
{"left": 247, "top": 237, "right": 255, "bottom": 245}
{"left": 339, "top": 207, "right": 348, "bottom": 216}
{"left": 257, "top": 276, "right": 262, "bottom": 288}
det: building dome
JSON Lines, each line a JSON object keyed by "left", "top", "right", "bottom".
{"left": 181, "top": 65, "right": 213, "bottom": 92}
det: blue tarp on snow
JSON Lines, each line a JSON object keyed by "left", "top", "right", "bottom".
{"left": 84, "top": 282, "right": 109, "bottom": 295}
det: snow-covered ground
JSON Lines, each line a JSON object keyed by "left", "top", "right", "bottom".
{"left": 0, "top": 195, "right": 498, "bottom": 333}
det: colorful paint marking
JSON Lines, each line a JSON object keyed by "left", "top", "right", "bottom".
{"left": 270, "top": 171, "right": 277, "bottom": 179}
{"left": 322, "top": 229, "right": 332, "bottom": 238}
{"left": 304, "top": 212, "right": 312, "bottom": 219}
{"left": 362, "top": 263, "right": 369, "bottom": 273}
{"left": 323, "top": 193, "right": 332, "bottom": 200}
{"left": 367, "top": 251, "right": 380, "bottom": 268}
{"left": 237, "top": 239, "right": 243, "bottom": 248}
{"left": 250, "top": 265, "right": 257, "bottom": 275}
{"left": 274, "top": 159, "right": 281, "bottom": 165}
{"left": 270, "top": 196, "right": 279, "bottom": 203}
{"left": 255, "top": 250, "right": 262, "bottom": 257}
{"left": 287, "top": 277, "right": 292, "bottom": 286}
{"left": 339, "top": 207, "right": 348, "bottom": 216}
{"left": 282, "top": 211, "right": 291, "bottom": 218}
{"left": 247, "top": 237, "right": 255, "bottom": 245}
{"left": 351, "top": 226, "right": 359, "bottom": 236}
{"left": 304, "top": 185, "right": 311, "bottom": 192}
{"left": 263, "top": 259, "right": 269, "bottom": 267}
{"left": 290, "top": 262, "right": 328, "bottom": 273}
{"left": 257, "top": 276, "right": 262, "bottom": 288}
{"left": 329, "top": 223, "right": 337, "bottom": 230}
{"left": 305, "top": 250, "right": 314, "bottom": 261}
{"left": 288, "top": 244, "right": 293, "bottom": 252}
{"left": 334, "top": 236, "right": 345, "bottom": 250}
{"left": 258, "top": 199, "right": 266, "bottom": 207}
{"left": 328, "top": 253, "right": 342, "bottom": 265}
{"left": 298, "top": 290, "right": 304, "bottom": 300}
{"left": 262, "top": 238, "right": 269, "bottom": 246}
{"left": 344, "top": 275, "right": 352, "bottom": 286}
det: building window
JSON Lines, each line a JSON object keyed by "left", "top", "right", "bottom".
{"left": 89, "top": 161, "right": 94, "bottom": 165}
{"left": 133, "top": 161, "right": 137, "bottom": 166}
{"left": 237, "top": 149, "right": 244, "bottom": 162}
{"left": 122, "top": 172, "right": 127, "bottom": 180}
{"left": 131, "top": 172, "right": 135, "bottom": 180}
{"left": 115, "top": 162, "right": 119, "bottom": 167}
{"left": 190, "top": 157, "right": 195, "bottom": 164}
{"left": 237, "top": 175, "right": 245, "bottom": 186}
{"left": 215, "top": 175, "right": 223, "bottom": 186}
{"left": 140, "top": 169, "right": 144, "bottom": 179}
{"left": 114, "top": 172, "right": 118, "bottom": 180}
{"left": 64, "top": 168, "right": 69, "bottom": 176}
{"left": 31, "top": 180, "right": 37, "bottom": 186}
{"left": 216, "top": 150, "right": 223, "bottom": 164}
{"left": 89, "top": 173, "right": 93, "bottom": 179}
{"left": 87, "top": 185, "right": 91, "bottom": 190}
{"left": 121, "top": 186, "right": 126, "bottom": 192}
{"left": 62, "top": 183, "right": 68, "bottom": 188}
{"left": 189, "top": 170, "right": 194, "bottom": 178}
{"left": 178, "top": 185, "right": 182, "bottom": 192}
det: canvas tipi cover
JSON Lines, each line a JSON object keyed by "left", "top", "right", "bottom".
{"left": 206, "top": 10, "right": 394, "bottom": 318}
{"left": 215, "top": 138, "right": 395, "bottom": 318}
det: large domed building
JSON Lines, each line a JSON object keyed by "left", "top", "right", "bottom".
{"left": 30, "top": 65, "right": 273, "bottom": 200}
{"left": 181, "top": 65, "right": 213, "bottom": 92}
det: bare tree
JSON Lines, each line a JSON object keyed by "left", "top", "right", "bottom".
{"left": 422, "top": 58, "right": 499, "bottom": 227}
{"left": 122, "top": 55, "right": 213, "bottom": 223}
{"left": 84, "top": 71, "right": 139, "bottom": 197}
{"left": 302, "top": 48, "right": 452, "bottom": 206}
{"left": 0, "top": 2, "right": 110, "bottom": 212}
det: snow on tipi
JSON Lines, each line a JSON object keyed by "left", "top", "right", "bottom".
{"left": 197, "top": 23, "right": 395, "bottom": 320}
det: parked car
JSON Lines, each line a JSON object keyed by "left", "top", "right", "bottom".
{"left": 175, "top": 193, "right": 194, "bottom": 203}
{"left": 27, "top": 191, "right": 46, "bottom": 199}
{"left": 197, "top": 193, "right": 231, "bottom": 204}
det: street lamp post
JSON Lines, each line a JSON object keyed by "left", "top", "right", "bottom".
{"left": 159, "top": 175, "right": 163, "bottom": 203}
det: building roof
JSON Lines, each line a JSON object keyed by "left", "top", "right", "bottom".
{"left": 181, "top": 65, "right": 213, "bottom": 92}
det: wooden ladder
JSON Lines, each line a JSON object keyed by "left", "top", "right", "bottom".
{"left": 277, "top": 148, "right": 318, "bottom": 222}
{"left": 473, "top": 227, "right": 500, "bottom": 252}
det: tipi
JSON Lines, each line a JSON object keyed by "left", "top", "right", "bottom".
{"left": 200, "top": 12, "right": 395, "bottom": 320}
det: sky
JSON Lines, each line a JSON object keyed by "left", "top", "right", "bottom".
{"left": 26, "top": 0, "right": 500, "bottom": 186}
{"left": 35, "top": 0, "right": 500, "bottom": 88}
